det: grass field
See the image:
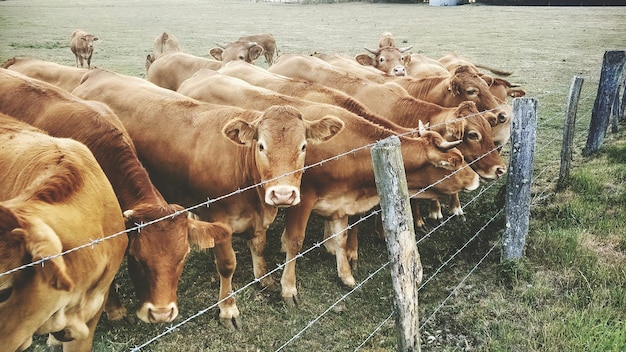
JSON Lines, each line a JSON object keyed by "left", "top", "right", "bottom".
{"left": 1, "top": 1, "right": 626, "bottom": 351}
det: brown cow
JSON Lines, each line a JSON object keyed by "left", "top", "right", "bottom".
{"left": 1, "top": 57, "right": 88, "bottom": 92}
{"left": 0, "top": 113, "right": 128, "bottom": 351}
{"left": 72, "top": 68, "right": 344, "bottom": 328}
{"left": 70, "top": 29, "right": 98, "bottom": 68}
{"left": 405, "top": 53, "right": 450, "bottom": 78}
{"left": 177, "top": 69, "right": 480, "bottom": 283}
{"left": 268, "top": 54, "right": 506, "bottom": 179}
{"left": 146, "top": 50, "right": 222, "bottom": 91}
{"left": 234, "top": 33, "right": 277, "bottom": 65}
{"left": 0, "top": 68, "right": 230, "bottom": 324}
{"left": 209, "top": 39, "right": 265, "bottom": 65}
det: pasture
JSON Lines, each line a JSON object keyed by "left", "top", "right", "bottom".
{"left": 1, "top": 1, "right": 626, "bottom": 351}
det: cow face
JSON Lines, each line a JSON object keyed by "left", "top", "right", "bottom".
{"left": 210, "top": 40, "right": 265, "bottom": 64}
{"left": 448, "top": 65, "right": 508, "bottom": 125}
{"left": 355, "top": 46, "right": 412, "bottom": 76}
{"left": 124, "top": 204, "right": 229, "bottom": 323}
{"left": 222, "top": 105, "right": 344, "bottom": 207}
{"left": 449, "top": 104, "right": 507, "bottom": 181}
{"left": 0, "top": 206, "right": 74, "bottom": 351}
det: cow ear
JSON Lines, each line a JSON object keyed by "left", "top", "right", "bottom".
{"left": 354, "top": 54, "right": 375, "bottom": 67}
{"left": 509, "top": 88, "right": 526, "bottom": 98}
{"left": 209, "top": 47, "right": 224, "bottom": 61}
{"left": 248, "top": 45, "right": 264, "bottom": 61}
{"left": 93, "top": 37, "right": 99, "bottom": 41}
{"left": 305, "top": 115, "right": 345, "bottom": 143}
{"left": 402, "top": 54, "right": 412, "bottom": 65}
{"left": 222, "top": 118, "right": 257, "bottom": 146}
{"left": 187, "top": 217, "right": 231, "bottom": 250}
{"left": 481, "top": 74, "right": 494, "bottom": 86}
{"left": 17, "top": 218, "right": 74, "bottom": 292}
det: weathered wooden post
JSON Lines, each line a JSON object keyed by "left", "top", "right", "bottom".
{"left": 583, "top": 50, "right": 626, "bottom": 156}
{"left": 371, "top": 136, "right": 422, "bottom": 352}
{"left": 557, "top": 76, "right": 584, "bottom": 191}
{"left": 502, "top": 98, "right": 538, "bottom": 260}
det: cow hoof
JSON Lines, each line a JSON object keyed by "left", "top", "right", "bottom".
{"left": 219, "top": 316, "right": 242, "bottom": 330}
{"left": 51, "top": 329, "right": 74, "bottom": 343}
{"left": 349, "top": 259, "right": 358, "bottom": 271}
{"left": 455, "top": 214, "right": 467, "bottom": 222}
{"left": 341, "top": 277, "right": 356, "bottom": 288}
{"left": 105, "top": 305, "right": 128, "bottom": 321}
{"left": 282, "top": 294, "right": 301, "bottom": 308}
{"left": 258, "top": 276, "right": 281, "bottom": 293}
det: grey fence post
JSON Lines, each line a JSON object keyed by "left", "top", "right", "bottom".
{"left": 502, "top": 98, "right": 538, "bottom": 261}
{"left": 557, "top": 76, "right": 584, "bottom": 190}
{"left": 371, "top": 136, "right": 422, "bottom": 352}
{"left": 583, "top": 50, "right": 626, "bottom": 156}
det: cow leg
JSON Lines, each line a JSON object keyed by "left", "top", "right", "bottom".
{"left": 247, "top": 228, "right": 278, "bottom": 290}
{"left": 428, "top": 199, "right": 444, "bottom": 220}
{"left": 327, "top": 217, "right": 356, "bottom": 288}
{"left": 322, "top": 220, "right": 337, "bottom": 255}
{"left": 280, "top": 200, "right": 315, "bottom": 307}
{"left": 449, "top": 193, "right": 466, "bottom": 222}
{"left": 60, "top": 309, "right": 101, "bottom": 352}
{"left": 346, "top": 216, "right": 359, "bottom": 270}
{"left": 104, "top": 281, "right": 127, "bottom": 321}
{"left": 78, "top": 55, "right": 84, "bottom": 68}
{"left": 87, "top": 54, "right": 92, "bottom": 69}
{"left": 412, "top": 198, "right": 426, "bottom": 229}
{"left": 213, "top": 240, "right": 241, "bottom": 329}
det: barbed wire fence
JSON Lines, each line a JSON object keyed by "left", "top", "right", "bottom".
{"left": 4, "top": 51, "right": 625, "bottom": 351}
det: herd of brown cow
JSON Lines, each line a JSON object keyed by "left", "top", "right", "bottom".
{"left": 0, "top": 29, "right": 524, "bottom": 351}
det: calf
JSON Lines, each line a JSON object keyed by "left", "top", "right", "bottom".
{"left": 70, "top": 29, "right": 98, "bottom": 68}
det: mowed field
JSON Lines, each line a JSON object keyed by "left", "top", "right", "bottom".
{"left": 1, "top": 1, "right": 626, "bottom": 351}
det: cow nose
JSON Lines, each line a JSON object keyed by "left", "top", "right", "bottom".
{"left": 392, "top": 66, "right": 406, "bottom": 76}
{"left": 495, "top": 166, "right": 507, "bottom": 178}
{"left": 148, "top": 304, "right": 177, "bottom": 323}
{"left": 266, "top": 186, "right": 300, "bottom": 206}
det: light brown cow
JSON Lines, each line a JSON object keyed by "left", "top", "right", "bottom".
{"left": 146, "top": 51, "right": 223, "bottom": 91}
{"left": 152, "top": 31, "right": 180, "bottom": 60}
{"left": 0, "top": 113, "right": 128, "bottom": 351}
{"left": 1, "top": 57, "right": 88, "bottom": 92}
{"left": 70, "top": 29, "right": 98, "bottom": 68}
{"left": 177, "top": 69, "right": 480, "bottom": 283}
{"left": 405, "top": 53, "right": 450, "bottom": 78}
{"left": 354, "top": 45, "right": 412, "bottom": 76}
{"left": 0, "top": 68, "right": 230, "bottom": 324}
{"left": 439, "top": 52, "right": 514, "bottom": 77}
{"left": 234, "top": 33, "right": 277, "bottom": 65}
{"left": 209, "top": 40, "right": 265, "bottom": 65}
{"left": 72, "top": 68, "right": 344, "bottom": 329}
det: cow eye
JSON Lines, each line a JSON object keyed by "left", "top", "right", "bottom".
{"left": 379, "top": 57, "right": 385, "bottom": 63}
{"left": 0, "top": 287, "right": 12, "bottom": 303}
{"left": 258, "top": 142, "right": 266, "bottom": 153}
{"left": 238, "top": 55, "right": 245, "bottom": 60}
{"left": 467, "top": 131, "right": 481, "bottom": 141}
{"left": 466, "top": 88, "right": 478, "bottom": 96}
{"left": 300, "top": 142, "right": 307, "bottom": 153}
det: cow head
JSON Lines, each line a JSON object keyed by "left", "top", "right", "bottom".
{"left": 209, "top": 40, "right": 265, "bottom": 64}
{"left": 355, "top": 46, "right": 412, "bottom": 76}
{"left": 412, "top": 120, "right": 464, "bottom": 171}
{"left": 222, "top": 105, "right": 344, "bottom": 207}
{"left": 81, "top": 35, "right": 98, "bottom": 51}
{"left": 446, "top": 102, "right": 507, "bottom": 180}
{"left": 123, "top": 204, "right": 230, "bottom": 323}
{"left": 447, "top": 65, "right": 509, "bottom": 126}
{"left": 0, "top": 205, "right": 74, "bottom": 351}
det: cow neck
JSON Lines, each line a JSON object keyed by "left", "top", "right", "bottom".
{"left": 392, "top": 95, "right": 448, "bottom": 128}
{"left": 400, "top": 75, "right": 447, "bottom": 100}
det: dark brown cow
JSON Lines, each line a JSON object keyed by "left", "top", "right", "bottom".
{"left": 0, "top": 68, "right": 230, "bottom": 324}
{"left": 70, "top": 29, "right": 98, "bottom": 68}
{"left": 72, "top": 68, "right": 344, "bottom": 328}
{"left": 209, "top": 40, "right": 265, "bottom": 65}
{"left": 0, "top": 113, "right": 127, "bottom": 351}
{"left": 2, "top": 57, "right": 88, "bottom": 92}
{"left": 177, "top": 69, "right": 480, "bottom": 283}
{"left": 146, "top": 51, "right": 222, "bottom": 91}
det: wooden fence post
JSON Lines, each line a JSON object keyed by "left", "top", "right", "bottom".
{"left": 583, "top": 50, "right": 626, "bottom": 156}
{"left": 502, "top": 98, "right": 538, "bottom": 261}
{"left": 557, "top": 76, "right": 584, "bottom": 190}
{"left": 371, "top": 135, "right": 422, "bottom": 352}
